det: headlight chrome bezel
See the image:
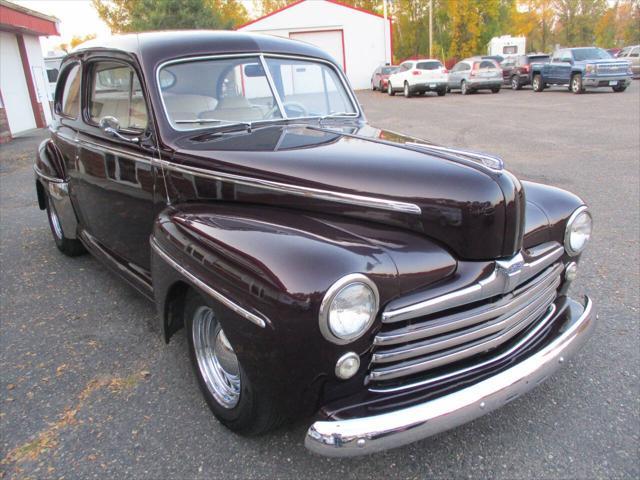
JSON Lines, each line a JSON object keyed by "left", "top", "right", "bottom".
{"left": 564, "top": 206, "right": 592, "bottom": 256}
{"left": 319, "top": 274, "right": 379, "bottom": 345}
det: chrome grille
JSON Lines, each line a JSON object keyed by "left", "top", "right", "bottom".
{"left": 368, "top": 245, "right": 564, "bottom": 389}
{"left": 596, "top": 63, "right": 629, "bottom": 75}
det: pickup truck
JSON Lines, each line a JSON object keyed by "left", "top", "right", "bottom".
{"left": 531, "top": 47, "right": 632, "bottom": 94}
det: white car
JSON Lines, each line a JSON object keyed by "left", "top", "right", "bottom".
{"left": 387, "top": 59, "right": 449, "bottom": 97}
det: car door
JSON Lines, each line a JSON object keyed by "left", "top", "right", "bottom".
{"left": 549, "top": 50, "right": 572, "bottom": 83}
{"left": 448, "top": 62, "right": 461, "bottom": 87}
{"left": 73, "top": 56, "right": 157, "bottom": 273}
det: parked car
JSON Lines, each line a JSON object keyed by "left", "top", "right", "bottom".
{"left": 501, "top": 53, "right": 550, "bottom": 89}
{"left": 35, "top": 31, "right": 595, "bottom": 457}
{"left": 371, "top": 65, "right": 398, "bottom": 91}
{"left": 387, "top": 59, "right": 449, "bottom": 97}
{"left": 531, "top": 47, "right": 633, "bottom": 93}
{"left": 616, "top": 45, "right": 639, "bottom": 78}
{"left": 448, "top": 58, "right": 502, "bottom": 94}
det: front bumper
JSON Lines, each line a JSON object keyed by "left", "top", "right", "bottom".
{"left": 583, "top": 75, "right": 632, "bottom": 87}
{"left": 305, "top": 295, "right": 595, "bottom": 457}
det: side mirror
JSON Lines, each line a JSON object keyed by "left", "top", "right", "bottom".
{"left": 99, "top": 115, "right": 120, "bottom": 132}
{"left": 99, "top": 116, "right": 139, "bottom": 144}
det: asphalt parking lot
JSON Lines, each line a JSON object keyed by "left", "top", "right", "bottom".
{"left": 1, "top": 81, "right": 638, "bottom": 479}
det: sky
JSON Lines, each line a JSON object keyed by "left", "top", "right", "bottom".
{"left": 14, "top": 0, "right": 257, "bottom": 56}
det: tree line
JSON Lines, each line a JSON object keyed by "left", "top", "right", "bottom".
{"left": 93, "top": 0, "right": 640, "bottom": 61}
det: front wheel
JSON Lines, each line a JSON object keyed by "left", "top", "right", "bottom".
{"left": 571, "top": 73, "right": 585, "bottom": 94}
{"left": 403, "top": 82, "right": 412, "bottom": 98}
{"left": 185, "top": 290, "right": 284, "bottom": 435}
{"left": 612, "top": 84, "right": 627, "bottom": 92}
{"left": 532, "top": 74, "right": 544, "bottom": 92}
{"left": 491, "top": 87, "right": 500, "bottom": 93}
{"left": 379, "top": 81, "right": 384, "bottom": 91}
{"left": 511, "top": 76, "right": 522, "bottom": 90}
{"left": 45, "top": 192, "right": 85, "bottom": 257}
{"left": 437, "top": 88, "right": 446, "bottom": 97}
{"left": 387, "top": 82, "right": 395, "bottom": 96}
{"left": 461, "top": 80, "right": 469, "bottom": 95}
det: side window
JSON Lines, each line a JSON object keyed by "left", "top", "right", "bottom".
{"left": 57, "top": 64, "right": 81, "bottom": 118}
{"left": 461, "top": 63, "right": 471, "bottom": 71}
{"left": 630, "top": 47, "right": 639, "bottom": 58}
{"left": 89, "top": 61, "right": 148, "bottom": 131}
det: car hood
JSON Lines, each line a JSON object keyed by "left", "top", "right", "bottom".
{"left": 167, "top": 123, "right": 524, "bottom": 260}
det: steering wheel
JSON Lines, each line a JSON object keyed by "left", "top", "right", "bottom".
{"left": 264, "top": 101, "right": 309, "bottom": 119}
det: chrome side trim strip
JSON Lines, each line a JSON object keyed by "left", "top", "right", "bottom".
{"left": 158, "top": 159, "right": 422, "bottom": 215}
{"left": 68, "top": 137, "right": 421, "bottom": 215}
{"left": 382, "top": 245, "right": 564, "bottom": 323}
{"left": 150, "top": 238, "right": 268, "bottom": 328}
{"left": 77, "top": 137, "right": 153, "bottom": 164}
{"left": 305, "top": 296, "right": 594, "bottom": 457}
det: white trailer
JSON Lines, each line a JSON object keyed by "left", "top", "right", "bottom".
{"left": 487, "top": 35, "right": 526, "bottom": 58}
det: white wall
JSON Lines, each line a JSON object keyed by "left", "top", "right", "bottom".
{"left": 23, "top": 34, "right": 53, "bottom": 124}
{"left": 0, "top": 32, "right": 36, "bottom": 133}
{"left": 239, "top": 0, "right": 392, "bottom": 90}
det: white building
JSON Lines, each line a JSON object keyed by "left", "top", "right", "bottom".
{"left": 0, "top": 0, "right": 59, "bottom": 142}
{"left": 237, "top": 0, "right": 393, "bottom": 90}
{"left": 487, "top": 35, "right": 526, "bottom": 58}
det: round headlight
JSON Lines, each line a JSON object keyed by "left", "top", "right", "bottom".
{"left": 564, "top": 207, "right": 592, "bottom": 256}
{"left": 319, "top": 274, "right": 379, "bottom": 344}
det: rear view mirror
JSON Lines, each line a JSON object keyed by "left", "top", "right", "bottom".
{"left": 244, "top": 64, "right": 265, "bottom": 77}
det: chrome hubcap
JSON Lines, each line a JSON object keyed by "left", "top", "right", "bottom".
{"left": 49, "top": 204, "right": 63, "bottom": 239}
{"left": 192, "top": 306, "right": 240, "bottom": 409}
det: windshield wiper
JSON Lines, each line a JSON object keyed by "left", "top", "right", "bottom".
{"left": 175, "top": 119, "right": 256, "bottom": 132}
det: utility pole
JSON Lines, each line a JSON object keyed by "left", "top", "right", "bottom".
{"left": 429, "top": 0, "right": 433, "bottom": 58}
{"left": 383, "top": 0, "right": 389, "bottom": 64}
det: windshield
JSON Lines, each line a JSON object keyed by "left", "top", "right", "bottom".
{"left": 572, "top": 48, "right": 612, "bottom": 61}
{"left": 158, "top": 55, "right": 358, "bottom": 130}
{"left": 381, "top": 67, "right": 397, "bottom": 74}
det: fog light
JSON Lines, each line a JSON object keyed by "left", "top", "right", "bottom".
{"left": 335, "top": 352, "right": 360, "bottom": 379}
{"left": 565, "top": 262, "right": 578, "bottom": 282}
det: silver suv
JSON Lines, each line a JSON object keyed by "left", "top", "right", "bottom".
{"left": 448, "top": 58, "right": 502, "bottom": 95}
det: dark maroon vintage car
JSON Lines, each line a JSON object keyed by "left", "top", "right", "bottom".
{"left": 34, "top": 31, "right": 595, "bottom": 456}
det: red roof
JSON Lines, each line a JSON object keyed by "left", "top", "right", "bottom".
{"left": 237, "top": 0, "right": 387, "bottom": 30}
{"left": 0, "top": 0, "right": 60, "bottom": 36}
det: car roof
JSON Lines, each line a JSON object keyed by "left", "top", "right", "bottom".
{"left": 73, "top": 30, "right": 337, "bottom": 65}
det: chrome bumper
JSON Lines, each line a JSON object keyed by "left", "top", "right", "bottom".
{"left": 583, "top": 75, "right": 632, "bottom": 87}
{"left": 305, "top": 296, "right": 595, "bottom": 457}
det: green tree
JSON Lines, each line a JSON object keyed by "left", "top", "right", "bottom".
{"left": 92, "top": 0, "right": 235, "bottom": 33}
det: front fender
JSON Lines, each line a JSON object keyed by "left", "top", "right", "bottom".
{"left": 151, "top": 203, "right": 406, "bottom": 417}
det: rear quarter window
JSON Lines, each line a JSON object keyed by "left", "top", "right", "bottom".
{"left": 479, "top": 60, "right": 498, "bottom": 69}
{"left": 56, "top": 63, "right": 81, "bottom": 118}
